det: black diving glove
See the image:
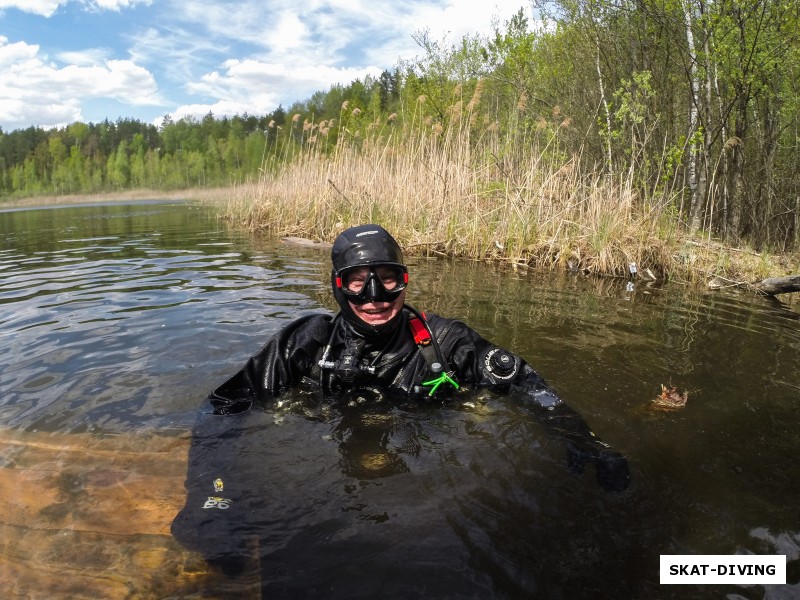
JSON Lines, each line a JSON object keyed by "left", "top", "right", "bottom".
{"left": 567, "top": 443, "right": 631, "bottom": 492}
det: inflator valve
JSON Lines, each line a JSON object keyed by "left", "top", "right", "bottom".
{"left": 489, "top": 350, "right": 515, "bottom": 376}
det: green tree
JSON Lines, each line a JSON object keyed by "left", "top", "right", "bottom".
{"left": 108, "top": 140, "right": 130, "bottom": 189}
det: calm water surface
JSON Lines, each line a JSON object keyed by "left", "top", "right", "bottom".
{"left": 1, "top": 201, "right": 798, "bottom": 599}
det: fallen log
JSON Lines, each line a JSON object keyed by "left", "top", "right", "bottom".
{"left": 752, "top": 275, "right": 800, "bottom": 296}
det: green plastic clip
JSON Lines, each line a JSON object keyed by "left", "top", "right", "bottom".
{"left": 421, "top": 371, "right": 460, "bottom": 396}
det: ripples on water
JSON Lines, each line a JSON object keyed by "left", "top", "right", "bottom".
{"left": 1, "top": 201, "right": 799, "bottom": 598}
{"left": 0, "top": 202, "right": 327, "bottom": 434}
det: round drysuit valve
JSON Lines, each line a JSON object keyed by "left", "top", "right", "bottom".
{"left": 484, "top": 348, "right": 518, "bottom": 381}
{"left": 490, "top": 350, "right": 514, "bottom": 375}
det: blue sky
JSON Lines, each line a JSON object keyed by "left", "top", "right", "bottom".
{"left": 0, "top": 0, "right": 532, "bottom": 132}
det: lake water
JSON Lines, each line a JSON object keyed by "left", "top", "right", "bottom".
{"left": 1, "top": 201, "right": 798, "bottom": 599}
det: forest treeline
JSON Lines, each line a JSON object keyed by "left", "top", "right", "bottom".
{"left": 0, "top": 112, "right": 281, "bottom": 196}
{"left": 2, "top": 0, "right": 799, "bottom": 254}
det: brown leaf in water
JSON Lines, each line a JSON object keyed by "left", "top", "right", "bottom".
{"left": 650, "top": 384, "right": 688, "bottom": 411}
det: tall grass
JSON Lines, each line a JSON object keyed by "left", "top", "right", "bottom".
{"left": 226, "top": 97, "right": 792, "bottom": 285}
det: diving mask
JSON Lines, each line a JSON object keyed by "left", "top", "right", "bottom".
{"left": 335, "top": 264, "right": 408, "bottom": 305}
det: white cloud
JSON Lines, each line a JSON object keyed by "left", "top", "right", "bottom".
{"left": 127, "top": 26, "right": 232, "bottom": 85}
{"left": 166, "top": 58, "right": 381, "bottom": 123}
{"left": 430, "top": 0, "right": 528, "bottom": 38}
{"left": 353, "top": 0, "right": 533, "bottom": 64}
{"left": 166, "top": 100, "right": 266, "bottom": 124}
{"left": 188, "top": 59, "right": 381, "bottom": 97}
{"left": 1, "top": 0, "right": 535, "bottom": 130}
{"left": 0, "top": 36, "right": 40, "bottom": 65}
{"left": 0, "top": 0, "right": 152, "bottom": 16}
{"left": 168, "top": 0, "right": 379, "bottom": 65}
{"left": 53, "top": 60, "right": 162, "bottom": 104}
{"left": 84, "top": 0, "right": 152, "bottom": 10}
{"left": 0, "top": 98, "right": 82, "bottom": 128}
{"left": 0, "top": 37, "right": 164, "bottom": 129}
{"left": 175, "top": 1, "right": 297, "bottom": 47}
{"left": 264, "top": 12, "right": 310, "bottom": 51}
{"left": 0, "top": 0, "right": 64, "bottom": 17}
{"left": 57, "top": 48, "right": 112, "bottom": 66}
{"left": 152, "top": 0, "right": 532, "bottom": 124}
{"left": 163, "top": 0, "right": 532, "bottom": 75}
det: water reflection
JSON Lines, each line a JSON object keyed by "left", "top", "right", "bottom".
{"left": 1, "top": 201, "right": 799, "bottom": 598}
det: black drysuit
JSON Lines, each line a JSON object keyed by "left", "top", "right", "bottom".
{"left": 171, "top": 306, "right": 630, "bottom": 582}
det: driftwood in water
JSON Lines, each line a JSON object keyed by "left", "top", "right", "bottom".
{"left": 709, "top": 274, "right": 800, "bottom": 296}
{"left": 281, "top": 236, "right": 332, "bottom": 250}
{"left": 752, "top": 275, "right": 800, "bottom": 296}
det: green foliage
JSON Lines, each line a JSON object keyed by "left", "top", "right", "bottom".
{"left": 0, "top": 108, "right": 285, "bottom": 197}
{"left": 2, "top": 1, "right": 800, "bottom": 253}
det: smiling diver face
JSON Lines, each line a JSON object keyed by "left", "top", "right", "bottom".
{"left": 339, "top": 265, "right": 407, "bottom": 327}
{"left": 330, "top": 225, "right": 408, "bottom": 337}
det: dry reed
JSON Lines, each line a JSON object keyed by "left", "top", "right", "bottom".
{"left": 223, "top": 103, "right": 797, "bottom": 287}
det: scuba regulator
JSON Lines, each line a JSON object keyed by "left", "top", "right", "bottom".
{"left": 318, "top": 337, "right": 376, "bottom": 383}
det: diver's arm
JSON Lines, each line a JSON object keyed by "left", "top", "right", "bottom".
{"left": 171, "top": 408, "right": 259, "bottom": 575}
{"left": 172, "top": 315, "right": 334, "bottom": 571}
{"left": 511, "top": 366, "right": 631, "bottom": 491}
{"left": 440, "top": 319, "right": 631, "bottom": 492}
{"left": 210, "top": 314, "right": 332, "bottom": 414}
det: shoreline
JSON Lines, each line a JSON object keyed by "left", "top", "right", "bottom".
{"left": 3, "top": 186, "right": 798, "bottom": 304}
{"left": 0, "top": 186, "right": 235, "bottom": 209}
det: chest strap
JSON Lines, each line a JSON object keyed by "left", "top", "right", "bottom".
{"left": 408, "top": 312, "right": 459, "bottom": 396}
{"left": 409, "top": 314, "right": 438, "bottom": 364}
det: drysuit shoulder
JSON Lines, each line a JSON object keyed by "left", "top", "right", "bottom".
{"left": 210, "top": 313, "right": 334, "bottom": 413}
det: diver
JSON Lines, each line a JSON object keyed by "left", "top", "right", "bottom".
{"left": 171, "top": 224, "right": 631, "bottom": 580}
